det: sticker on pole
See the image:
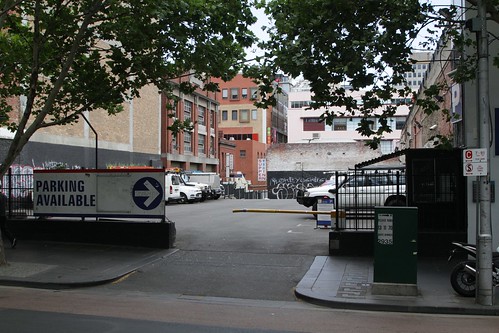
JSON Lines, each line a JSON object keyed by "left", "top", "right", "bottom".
{"left": 132, "top": 177, "right": 163, "bottom": 210}
{"left": 463, "top": 148, "right": 488, "bottom": 176}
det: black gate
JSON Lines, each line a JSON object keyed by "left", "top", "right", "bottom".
{"left": 335, "top": 148, "right": 468, "bottom": 256}
{"left": 405, "top": 149, "right": 467, "bottom": 254}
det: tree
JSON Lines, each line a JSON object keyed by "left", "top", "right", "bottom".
{"left": 0, "top": 0, "right": 256, "bottom": 176}
{"left": 252, "top": 0, "right": 499, "bottom": 148}
{"left": 253, "top": 0, "right": 499, "bottom": 306}
{"left": 0, "top": 0, "right": 257, "bottom": 265}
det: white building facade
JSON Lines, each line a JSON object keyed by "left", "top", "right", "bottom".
{"left": 287, "top": 82, "right": 410, "bottom": 155}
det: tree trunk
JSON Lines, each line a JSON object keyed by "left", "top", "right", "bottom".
{"left": 0, "top": 232, "right": 7, "bottom": 266}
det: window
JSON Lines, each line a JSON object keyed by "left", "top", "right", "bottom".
{"left": 210, "top": 136, "right": 215, "bottom": 155}
{"left": 241, "top": 88, "right": 248, "bottom": 99}
{"left": 291, "top": 101, "right": 311, "bottom": 108}
{"left": 251, "top": 109, "right": 258, "bottom": 120}
{"left": 222, "top": 110, "right": 228, "bottom": 121}
{"left": 171, "top": 135, "right": 178, "bottom": 151}
{"left": 198, "top": 105, "right": 205, "bottom": 125}
{"left": 395, "top": 118, "right": 406, "bottom": 130}
{"left": 198, "top": 134, "right": 205, "bottom": 154}
{"left": 210, "top": 110, "right": 215, "bottom": 128}
{"left": 240, "top": 150, "right": 246, "bottom": 157}
{"left": 223, "top": 133, "right": 254, "bottom": 140}
{"left": 231, "top": 110, "right": 238, "bottom": 121}
{"left": 184, "top": 132, "right": 192, "bottom": 152}
{"left": 240, "top": 109, "right": 249, "bottom": 123}
{"left": 184, "top": 100, "right": 192, "bottom": 120}
{"left": 250, "top": 87, "right": 258, "bottom": 100}
{"left": 380, "top": 140, "right": 392, "bottom": 154}
{"left": 303, "top": 117, "right": 325, "bottom": 131}
{"left": 230, "top": 88, "right": 239, "bottom": 100}
{"left": 222, "top": 89, "right": 228, "bottom": 99}
{"left": 333, "top": 118, "right": 347, "bottom": 131}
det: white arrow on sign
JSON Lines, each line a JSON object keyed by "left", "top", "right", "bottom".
{"left": 134, "top": 180, "right": 161, "bottom": 207}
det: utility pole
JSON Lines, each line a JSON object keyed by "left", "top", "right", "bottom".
{"left": 476, "top": 0, "right": 493, "bottom": 306}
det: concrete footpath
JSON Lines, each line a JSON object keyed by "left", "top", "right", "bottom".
{"left": 0, "top": 240, "right": 498, "bottom": 316}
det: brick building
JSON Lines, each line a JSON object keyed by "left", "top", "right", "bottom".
{"left": 1, "top": 74, "right": 222, "bottom": 174}
{"left": 162, "top": 75, "right": 220, "bottom": 172}
{"left": 213, "top": 74, "right": 288, "bottom": 187}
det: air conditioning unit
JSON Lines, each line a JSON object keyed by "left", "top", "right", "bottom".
{"left": 312, "top": 133, "right": 320, "bottom": 139}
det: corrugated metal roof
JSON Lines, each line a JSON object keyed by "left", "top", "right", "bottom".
{"left": 355, "top": 148, "right": 410, "bottom": 169}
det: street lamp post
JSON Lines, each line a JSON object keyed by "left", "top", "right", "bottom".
{"left": 80, "top": 112, "right": 98, "bottom": 169}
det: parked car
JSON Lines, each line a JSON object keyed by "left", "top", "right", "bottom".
{"left": 297, "top": 169, "right": 406, "bottom": 211}
{"left": 164, "top": 173, "right": 182, "bottom": 204}
{"left": 296, "top": 176, "right": 341, "bottom": 209}
{"left": 184, "top": 172, "right": 222, "bottom": 199}
{"left": 178, "top": 176, "right": 202, "bottom": 203}
{"left": 180, "top": 173, "right": 211, "bottom": 202}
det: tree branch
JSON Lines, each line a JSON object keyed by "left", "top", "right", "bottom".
{"left": 0, "top": 0, "right": 25, "bottom": 28}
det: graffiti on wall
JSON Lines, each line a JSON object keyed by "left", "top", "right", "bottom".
{"left": 1, "top": 164, "right": 34, "bottom": 199}
{"left": 39, "top": 161, "right": 82, "bottom": 170}
{"left": 267, "top": 171, "right": 328, "bottom": 199}
{"left": 1, "top": 161, "right": 82, "bottom": 198}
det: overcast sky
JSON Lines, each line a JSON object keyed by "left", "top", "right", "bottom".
{"left": 247, "top": 0, "right": 452, "bottom": 58}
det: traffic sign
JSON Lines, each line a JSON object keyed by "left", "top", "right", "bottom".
{"left": 463, "top": 148, "right": 488, "bottom": 176}
{"left": 133, "top": 177, "right": 163, "bottom": 210}
{"left": 463, "top": 148, "right": 487, "bottom": 162}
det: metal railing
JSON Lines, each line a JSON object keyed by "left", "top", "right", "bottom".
{"left": 1, "top": 169, "right": 34, "bottom": 218}
{"left": 221, "top": 182, "right": 268, "bottom": 199}
{"left": 331, "top": 169, "right": 407, "bottom": 231}
{"left": 1, "top": 173, "right": 270, "bottom": 219}
{"left": 2, "top": 169, "right": 407, "bottom": 229}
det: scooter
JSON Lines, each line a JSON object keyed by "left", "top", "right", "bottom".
{"left": 448, "top": 241, "right": 499, "bottom": 297}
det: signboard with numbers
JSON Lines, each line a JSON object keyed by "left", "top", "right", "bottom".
{"left": 377, "top": 213, "right": 393, "bottom": 245}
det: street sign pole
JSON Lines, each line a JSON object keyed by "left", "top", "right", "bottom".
{"left": 476, "top": 0, "right": 493, "bottom": 306}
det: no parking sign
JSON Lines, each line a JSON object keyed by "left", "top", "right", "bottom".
{"left": 463, "top": 149, "right": 488, "bottom": 176}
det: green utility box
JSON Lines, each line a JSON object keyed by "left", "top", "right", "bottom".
{"left": 373, "top": 207, "right": 418, "bottom": 296}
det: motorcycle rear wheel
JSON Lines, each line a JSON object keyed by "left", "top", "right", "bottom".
{"left": 450, "top": 260, "right": 476, "bottom": 297}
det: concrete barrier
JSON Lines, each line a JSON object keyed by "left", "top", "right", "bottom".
{"left": 6, "top": 218, "right": 176, "bottom": 249}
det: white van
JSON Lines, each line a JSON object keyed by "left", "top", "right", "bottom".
{"left": 165, "top": 173, "right": 182, "bottom": 204}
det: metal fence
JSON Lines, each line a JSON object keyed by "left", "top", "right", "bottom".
{"left": 1, "top": 169, "right": 34, "bottom": 218}
{"left": 221, "top": 182, "right": 268, "bottom": 199}
{"left": 2, "top": 169, "right": 406, "bottom": 229}
{"left": 331, "top": 169, "right": 406, "bottom": 231}
{"left": 1, "top": 173, "right": 270, "bottom": 219}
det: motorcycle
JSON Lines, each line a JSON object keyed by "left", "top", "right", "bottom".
{"left": 448, "top": 241, "right": 499, "bottom": 297}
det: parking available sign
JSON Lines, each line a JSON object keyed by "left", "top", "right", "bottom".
{"left": 463, "top": 149, "right": 488, "bottom": 176}
{"left": 33, "top": 169, "right": 165, "bottom": 219}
